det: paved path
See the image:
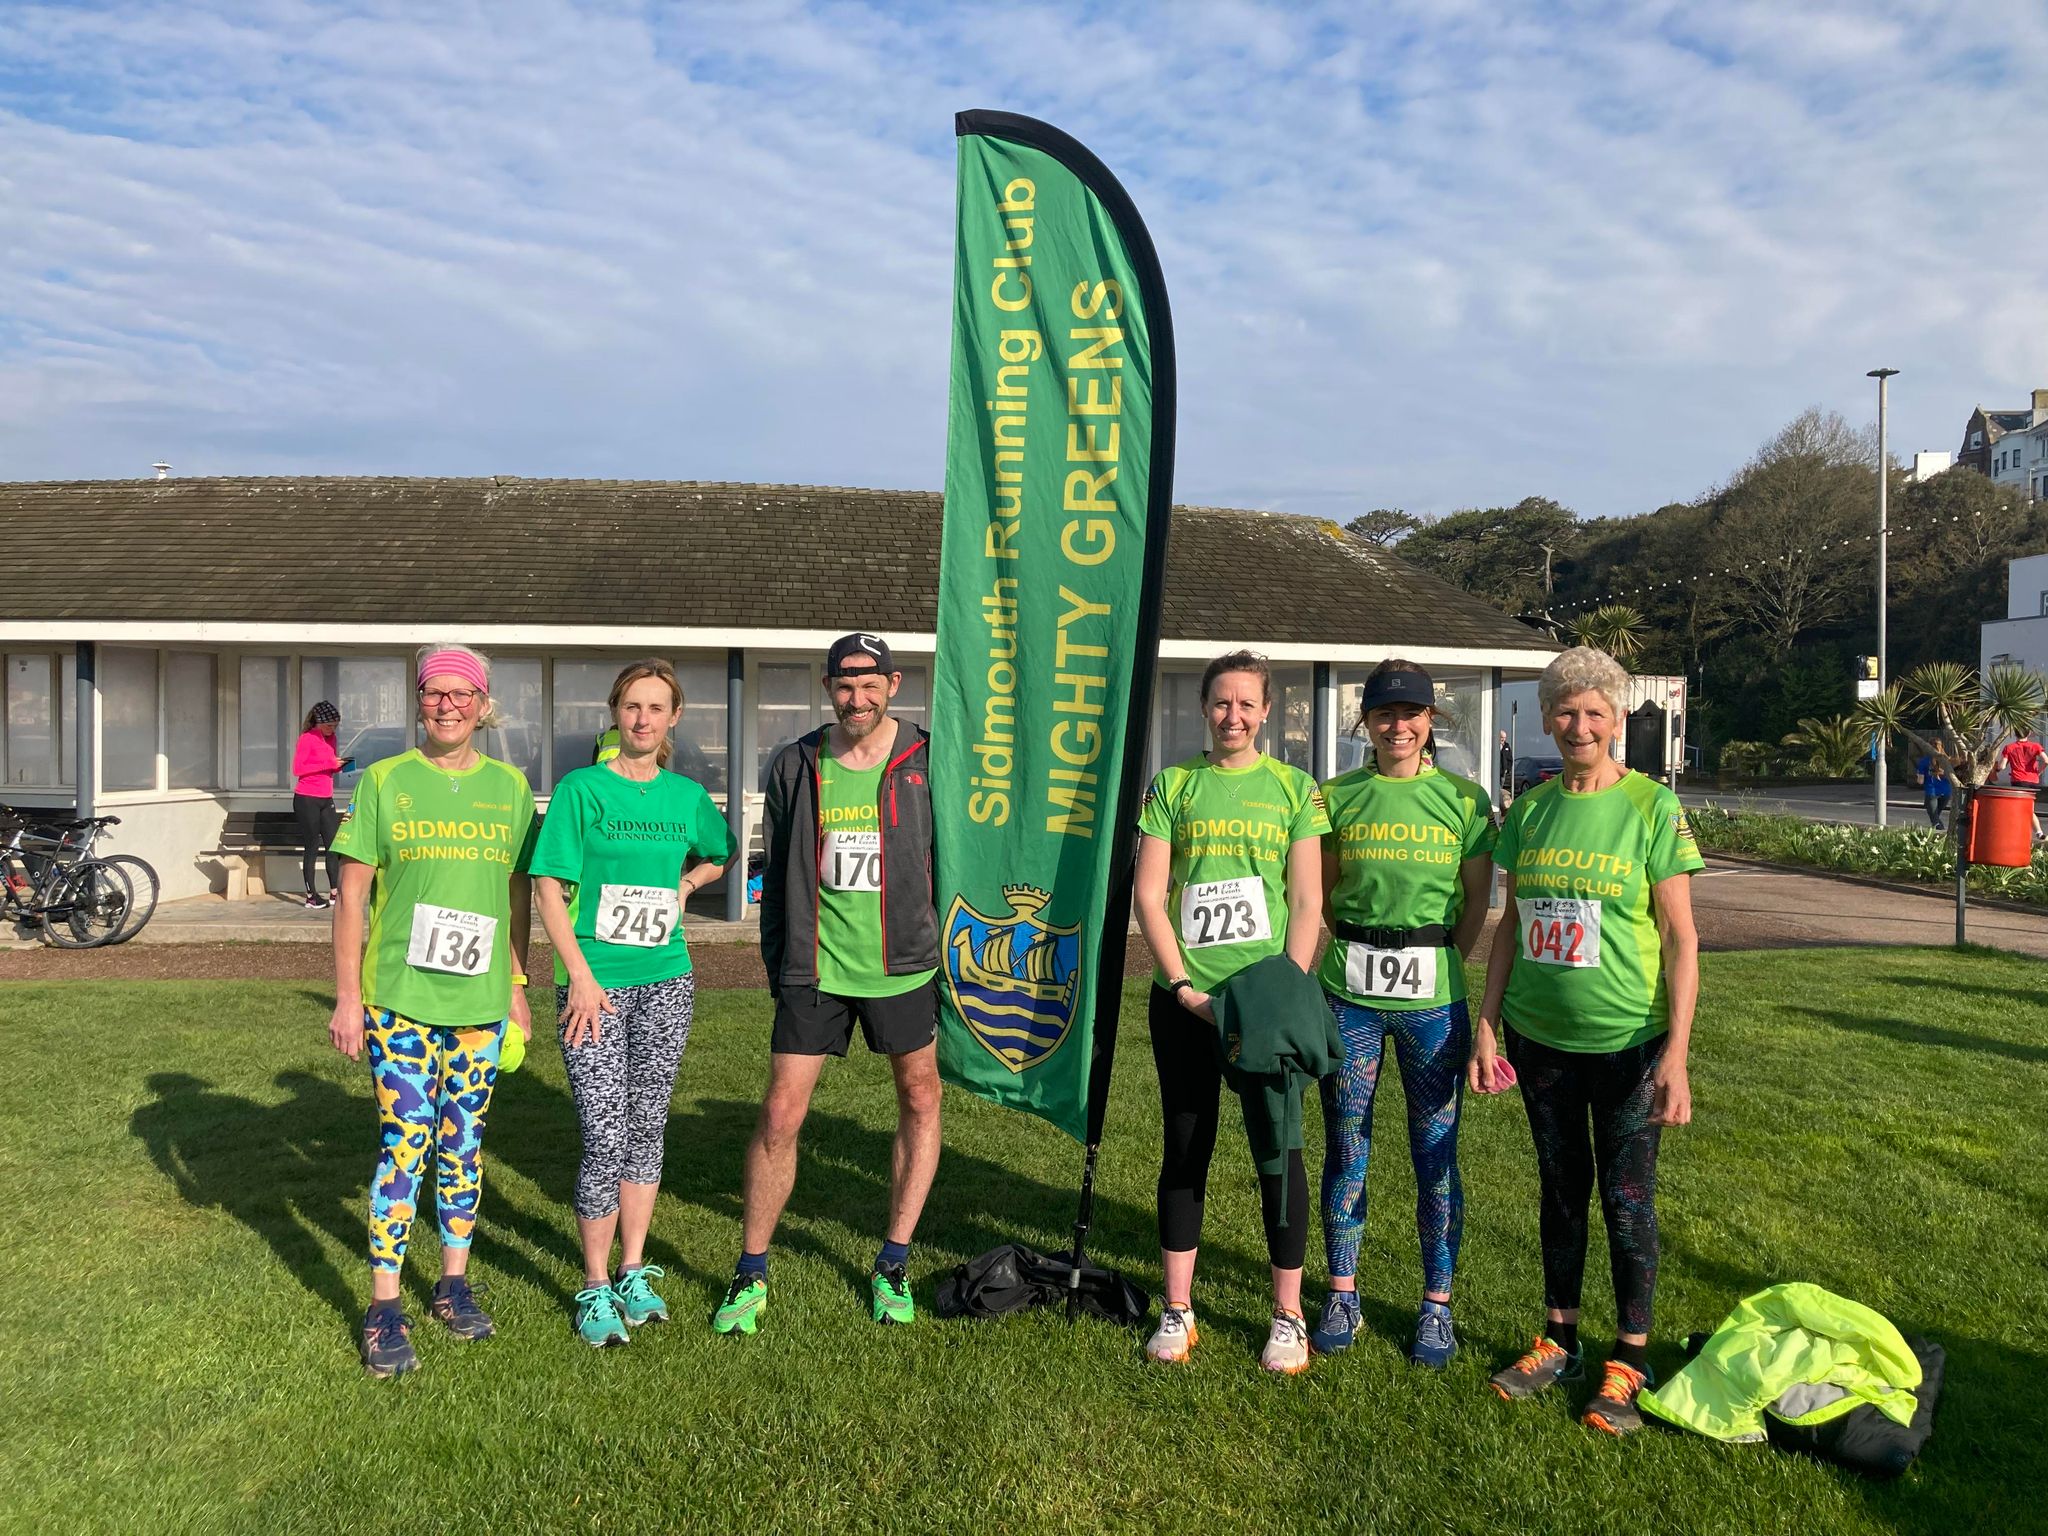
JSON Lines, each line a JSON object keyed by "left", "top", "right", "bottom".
{"left": 7, "top": 859, "right": 2046, "bottom": 978}
{"left": 1678, "top": 782, "right": 1942, "bottom": 828}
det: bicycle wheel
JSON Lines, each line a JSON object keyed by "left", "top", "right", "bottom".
{"left": 97, "top": 854, "right": 160, "bottom": 943}
{"left": 45, "top": 859, "right": 134, "bottom": 949}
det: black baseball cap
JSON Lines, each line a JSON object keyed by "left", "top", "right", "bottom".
{"left": 825, "top": 632, "right": 895, "bottom": 676}
{"left": 1358, "top": 664, "right": 1436, "bottom": 714}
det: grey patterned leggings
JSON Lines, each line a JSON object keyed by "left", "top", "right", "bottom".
{"left": 558, "top": 973, "right": 696, "bottom": 1220}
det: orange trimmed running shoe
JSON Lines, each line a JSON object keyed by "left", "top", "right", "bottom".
{"left": 1583, "top": 1359, "right": 1651, "bottom": 1435}
{"left": 1489, "top": 1335, "right": 1584, "bottom": 1401}
{"left": 1145, "top": 1304, "right": 1198, "bottom": 1363}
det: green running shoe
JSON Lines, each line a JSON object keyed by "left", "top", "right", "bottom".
{"left": 572, "top": 1285, "right": 630, "bottom": 1348}
{"left": 870, "top": 1263, "right": 915, "bottom": 1326}
{"left": 615, "top": 1264, "right": 669, "bottom": 1326}
{"left": 712, "top": 1272, "right": 766, "bottom": 1337}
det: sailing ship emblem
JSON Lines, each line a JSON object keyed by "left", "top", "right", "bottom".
{"left": 941, "top": 885, "right": 1083, "bottom": 1073}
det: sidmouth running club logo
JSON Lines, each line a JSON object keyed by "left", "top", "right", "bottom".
{"left": 942, "top": 885, "right": 1083, "bottom": 1074}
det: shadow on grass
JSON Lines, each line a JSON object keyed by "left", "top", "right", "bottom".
{"left": 1789, "top": 1007, "right": 2048, "bottom": 1066}
{"left": 1884, "top": 975, "right": 2048, "bottom": 1010}
{"left": 130, "top": 1068, "right": 583, "bottom": 1336}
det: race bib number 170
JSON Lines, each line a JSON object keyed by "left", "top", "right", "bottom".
{"left": 1180, "top": 876, "right": 1271, "bottom": 950}
{"left": 406, "top": 904, "right": 497, "bottom": 976}
{"left": 1521, "top": 897, "right": 1602, "bottom": 969}
{"left": 822, "top": 829, "right": 882, "bottom": 893}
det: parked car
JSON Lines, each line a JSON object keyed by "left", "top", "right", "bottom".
{"left": 1511, "top": 755, "right": 1564, "bottom": 795}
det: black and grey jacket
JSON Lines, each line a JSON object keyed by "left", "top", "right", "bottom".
{"left": 759, "top": 721, "right": 938, "bottom": 994}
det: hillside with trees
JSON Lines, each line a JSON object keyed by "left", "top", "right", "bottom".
{"left": 1355, "top": 409, "right": 2048, "bottom": 760}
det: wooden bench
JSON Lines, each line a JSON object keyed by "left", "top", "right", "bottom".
{"left": 206, "top": 810, "right": 310, "bottom": 900}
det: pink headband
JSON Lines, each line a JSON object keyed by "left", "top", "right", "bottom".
{"left": 417, "top": 649, "right": 489, "bottom": 695}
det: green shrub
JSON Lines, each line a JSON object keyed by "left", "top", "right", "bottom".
{"left": 1689, "top": 802, "right": 2048, "bottom": 905}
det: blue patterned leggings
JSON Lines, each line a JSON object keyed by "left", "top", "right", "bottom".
{"left": 1319, "top": 995, "right": 1468, "bottom": 1295}
{"left": 365, "top": 1010, "right": 504, "bottom": 1273}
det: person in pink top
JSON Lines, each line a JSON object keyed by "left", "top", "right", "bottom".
{"left": 293, "top": 701, "right": 353, "bottom": 909}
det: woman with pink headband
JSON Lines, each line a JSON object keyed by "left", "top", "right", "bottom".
{"left": 327, "top": 643, "right": 537, "bottom": 1378}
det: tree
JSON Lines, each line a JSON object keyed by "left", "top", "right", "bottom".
{"left": 1706, "top": 408, "right": 1878, "bottom": 657}
{"left": 1344, "top": 508, "right": 1425, "bottom": 547}
{"left": 1569, "top": 603, "right": 1647, "bottom": 665}
{"left": 1887, "top": 469, "right": 2047, "bottom": 674}
{"left": 1857, "top": 662, "right": 2048, "bottom": 789}
{"left": 1393, "top": 497, "right": 1579, "bottom": 619}
{"left": 1780, "top": 715, "right": 1871, "bottom": 778}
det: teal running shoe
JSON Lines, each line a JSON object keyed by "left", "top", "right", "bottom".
{"left": 615, "top": 1264, "right": 669, "bottom": 1326}
{"left": 712, "top": 1272, "right": 766, "bottom": 1337}
{"left": 573, "top": 1285, "right": 630, "bottom": 1348}
{"left": 870, "top": 1263, "right": 915, "bottom": 1326}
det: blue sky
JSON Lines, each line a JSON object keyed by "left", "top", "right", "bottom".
{"left": 3, "top": 0, "right": 2042, "bottom": 520}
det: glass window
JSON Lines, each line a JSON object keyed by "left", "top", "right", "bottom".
{"left": 757, "top": 662, "right": 828, "bottom": 788}
{"left": 58, "top": 652, "right": 75, "bottom": 788}
{"left": 4, "top": 654, "right": 56, "bottom": 786}
{"left": 669, "top": 658, "right": 729, "bottom": 794}
{"left": 239, "top": 655, "right": 292, "bottom": 789}
{"left": 103, "top": 648, "right": 158, "bottom": 791}
{"left": 889, "top": 664, "right": 930, "bottom": 734}
{"left": 480, "top": 658, "right": 543, "bottom": 788}
{"left": 303, "top": 656, "right": 411, "bottom": 796}
{"left": 165, "top": 652, "right": 218, "bottom": 789}
{"left": 550, "top": 659, "right": 631, "bottom": 791}
{"left": 1260, "top": 664, "right": 1313, "bottom": 775}
{"left": 1153, "top": 669, "right": 1208, "bottom": 769}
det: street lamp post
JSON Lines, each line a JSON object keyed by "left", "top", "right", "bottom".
{"left": 1869, "top": 367, "right": 1898, "bottom": 828}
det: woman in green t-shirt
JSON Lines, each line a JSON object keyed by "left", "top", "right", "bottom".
{"left": 531, "top": 659, "right": 735, "bottom": 1348}
{"left": 326, "top": 644, "right": 537, "bottom": 1378}
{"left": 1471, "top": 646, "right": 1702, "bottom": 1435}
{"left": 1310, "top": 659, "right": 1495, "bottom": 1368}
{"left": 1133, "top": 650, "right": 1331, "bottom": 1374}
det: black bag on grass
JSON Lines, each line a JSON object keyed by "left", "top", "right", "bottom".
{"left": 934, "top": 1243, "right": 1147, "bottom": 1326}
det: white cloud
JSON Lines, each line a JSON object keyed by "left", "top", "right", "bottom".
{"left": 0, "top": 0, "right": 2042, "bottom": 516}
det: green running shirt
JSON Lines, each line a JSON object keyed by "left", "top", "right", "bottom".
{"left": 526, "top": 764, "right": 737, "bottom": 989}
{"left": 1317, "top": 765, "right": 1496, "bottom": 1011}
{"left": 1493, "top": 772, "right": 1703, "bottom": 1053}
{"left": 332, "top": 749, "right": 538, "bottom": 1029}
{"left": 1137, "top": 753, "right": 1331, "bottom": 993}
{"left": 816, "top": 745, "right": 936, "bottom": 999}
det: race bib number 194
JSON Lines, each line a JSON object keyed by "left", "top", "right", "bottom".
{"left": 406, "top": 904, "right": 497, "bottom": 976}
{"left": 1344, "top": 941, "right": 1439, "bottom": 1000}
{"left": 1180, "top": 876, "right": 1271, "bottom": 950}
{"left": 1521, "top": 897, "right": 1602, "bottom": 969}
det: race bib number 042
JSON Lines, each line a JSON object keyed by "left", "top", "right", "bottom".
{"left": 822, "top": 829, "right": 882, "bottom": 893}
{"left": 406, "top": 904, "right": 497, "bottom": 976}
{"left": 1344, "top": 941, "right": 1439, "bottom": 1000}
{"left": 1180, "top": 876, "right": 1271, "bottom": 950}
{"left": 1521, "top": 896, "right": 1602, "bottom": 969}
{"left": 599, "top": 884, "right": 678, "bottom": 948}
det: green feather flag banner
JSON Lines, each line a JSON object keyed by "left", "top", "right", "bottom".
{"left": 931, "top": 112, "right": 1175, "bottom": 1143}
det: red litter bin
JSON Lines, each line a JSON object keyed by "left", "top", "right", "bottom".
{"left": 1967, "top": 786, "right": 2037, "bottom": 868}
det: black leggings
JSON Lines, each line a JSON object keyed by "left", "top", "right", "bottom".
{"left": 1149, "top": 985, "right": 1308, "bottom": 1271}
{"left": 293, "top": 793, "right": 341, "bottom": 895}
{"left": 1504, "top": 1027, "right": 1664, "bottom": 1337}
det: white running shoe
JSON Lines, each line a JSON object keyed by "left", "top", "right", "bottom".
{"left": 1145, "top": 1304, "right": 1198, "bottom": 1363}
{"left": 1261, "top": 1309, "right": 1311, "bottom": 1374}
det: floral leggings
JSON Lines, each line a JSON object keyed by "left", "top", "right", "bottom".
{"left": 365, "top": 1009, "right": 505, "bottom": 1273}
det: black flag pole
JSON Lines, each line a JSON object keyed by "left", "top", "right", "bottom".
{"left": 951, "top": 109, "right": 1177, "bottom": 1320}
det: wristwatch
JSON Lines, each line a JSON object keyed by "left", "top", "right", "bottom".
{"left": 1168, "top": 977, "right": 1193, "bottom": 996}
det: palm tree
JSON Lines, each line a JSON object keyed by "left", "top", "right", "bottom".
{"left": 1780, "top": 715, "right": 1872, "bottom": 778}
{"left": 1569, "top": 603, "right": 1646, "bottom": 665}
{"left": 1855, "top": 662, "right": 2047, "bottom": 789}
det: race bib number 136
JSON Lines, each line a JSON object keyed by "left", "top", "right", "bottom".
{"left": 406, "top": 904, "right": 497, "bottom": 976}
{"left": 1521, "top": 896, "right": 1602, "bottom": 969}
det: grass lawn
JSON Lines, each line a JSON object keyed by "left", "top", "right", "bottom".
{"left": 3, "top": 948, "right": 2045, "bottom": 1534}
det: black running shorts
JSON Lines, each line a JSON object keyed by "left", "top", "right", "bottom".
{"left": 771, "top": 978, "right": 939, "bottom": 1058}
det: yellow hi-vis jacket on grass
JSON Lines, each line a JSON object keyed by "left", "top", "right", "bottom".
{"left": 1639, "top": 1282, "right": 1922, "bottom": 1442}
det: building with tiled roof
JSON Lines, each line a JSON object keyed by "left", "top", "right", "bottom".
{"left": 1956, "top": 390, "right": 2048, "bottom": 479}
{"left": 0, "top": 477, "right": 1557, "bottom": 903}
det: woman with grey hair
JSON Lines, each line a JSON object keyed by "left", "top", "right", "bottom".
{"left": 1470, "top": 645, "right": 1701, "bottom": 1435}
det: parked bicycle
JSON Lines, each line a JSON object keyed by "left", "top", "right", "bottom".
{"left": 0, "top": 806, "right": 160, "bottom": 947}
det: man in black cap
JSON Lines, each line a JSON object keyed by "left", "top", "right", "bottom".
{"left": 714, "top": 633, "right": 941, "bottom": 1336}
